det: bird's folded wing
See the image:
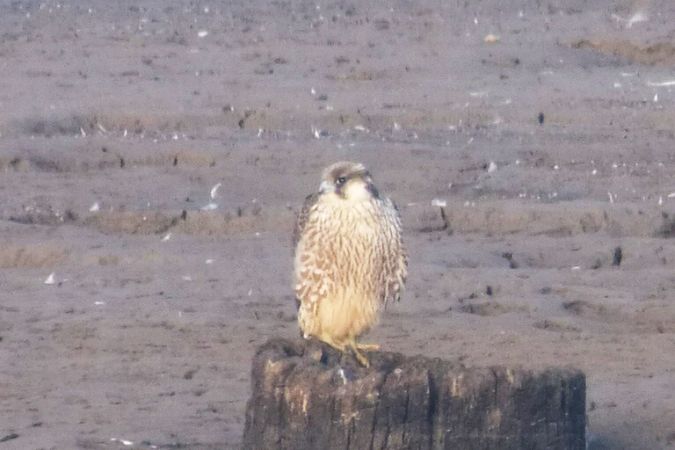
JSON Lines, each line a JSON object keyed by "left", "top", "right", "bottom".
{"left": 292, "top": 191, "right": 321, "bottom": 253}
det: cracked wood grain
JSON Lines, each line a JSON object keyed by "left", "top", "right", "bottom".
{"left": 243, "top": 338, "right": 586, "bottom": 450}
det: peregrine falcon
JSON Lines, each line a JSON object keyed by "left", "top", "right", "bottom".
{"left": 293, "top": 161, "right": 407, "bottom": 367}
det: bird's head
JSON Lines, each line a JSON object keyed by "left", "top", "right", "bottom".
{"left": 319, "top": 161, "right": 379, "bottom": 201}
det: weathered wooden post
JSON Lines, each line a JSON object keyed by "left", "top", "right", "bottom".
{"left": 243, "top": 338, "right": 585, "bottom": 450}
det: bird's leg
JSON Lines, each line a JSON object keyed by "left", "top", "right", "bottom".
{"left": 347, "top": 336, "right": 376, "bottom": 368}
{"left": 351, "top": 345, "right": 370, "bottom": 368}
{"left": 315, "top": 333, "right": 346, "bottom": 353}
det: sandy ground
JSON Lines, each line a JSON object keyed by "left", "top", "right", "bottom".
{"left": 1, "top": 0, "right": 675, "bottom": 448}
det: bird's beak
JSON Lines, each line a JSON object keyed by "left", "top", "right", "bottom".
{"left": 319, "top": 180, "right": 333, "bottom": 193}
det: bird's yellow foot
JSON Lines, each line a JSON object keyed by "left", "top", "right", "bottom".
{"left": 351, "top": 347, "right": 371, "bottom": 368}
{"left": 315, "top": 333, "right": 346, "bottom": 353}
{"left": 356, "top": 343, "right": 380, "bottom": 351}
{"left": 348, "top": 339, "right": 379, "bottom": 367}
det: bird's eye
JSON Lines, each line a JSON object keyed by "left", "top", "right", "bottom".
{"left": 336, "top": 176, "right": 347, "bottom": 185}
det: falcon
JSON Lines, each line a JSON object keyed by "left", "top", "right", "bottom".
{"left": 293, "top": 161, "right": 407, "bottom": 367}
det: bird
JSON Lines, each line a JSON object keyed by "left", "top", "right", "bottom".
{"left": 292, "top": 161, "right": 407, "bottom": 367}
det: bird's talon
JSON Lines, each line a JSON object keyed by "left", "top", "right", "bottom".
{"left": 356, "top": 343, "right": 380, "bottom": 351}
{"left": 352, "top": 349, "right": 370, "bottom": 368}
